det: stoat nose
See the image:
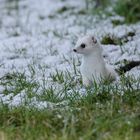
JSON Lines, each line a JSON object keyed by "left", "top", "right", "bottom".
{"left": 73, "top": 49, "right": 77, "bottom": 52}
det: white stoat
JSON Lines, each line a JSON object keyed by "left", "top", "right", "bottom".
{"left": 73, "top": 35, "right": 117, "bottom": 86}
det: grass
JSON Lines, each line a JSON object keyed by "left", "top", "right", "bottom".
{"left": 114, "top": 0, "right": 140, "bottom": 23}
{"left": 0, "top": 70, "right": 140, "bottom": 140}
{"left": 85, "top": 0, "right": 140, "bottom": 24}
{"left": 85, "top": 0, "right": 111, "bottom": 11}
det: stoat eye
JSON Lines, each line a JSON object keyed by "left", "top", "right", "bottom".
{"left": 80, "top": 43, "right": 86, "bottom": 48}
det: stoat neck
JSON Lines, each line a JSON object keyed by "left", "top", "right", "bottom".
{"left": 82, "top": 48, "right": 105, "bottom": 67}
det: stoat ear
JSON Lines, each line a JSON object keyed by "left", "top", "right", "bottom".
{"left": 91, "top": 36, "right": 97, "bottom": 44}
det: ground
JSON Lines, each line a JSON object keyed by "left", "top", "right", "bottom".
{"left": 0, "top": 0, "right": 140, "bottom": 140}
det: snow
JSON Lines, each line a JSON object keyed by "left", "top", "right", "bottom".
{"left": 8, "top": 90, "right": 26, "bottom": 107}
{"left": 0, "top": 0, "right": 140, "bottom": 109}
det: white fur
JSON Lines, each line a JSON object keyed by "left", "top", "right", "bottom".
{"left": 74, "top": 35, "right": 117, "bottom": 86}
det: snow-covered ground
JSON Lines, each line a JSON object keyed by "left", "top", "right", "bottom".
{"left": 0, "top": 0, "right": 139, "bottom": 109}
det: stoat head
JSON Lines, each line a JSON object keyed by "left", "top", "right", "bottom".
{"left": 73, "top": 35, "right": 100, "bottom": 55}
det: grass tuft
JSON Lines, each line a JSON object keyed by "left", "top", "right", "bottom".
{"left": 101, "top": 31, "right": 136, "bottom": 45}
{"left": 0, "top": 72, "right": 39, "bottom": 96}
